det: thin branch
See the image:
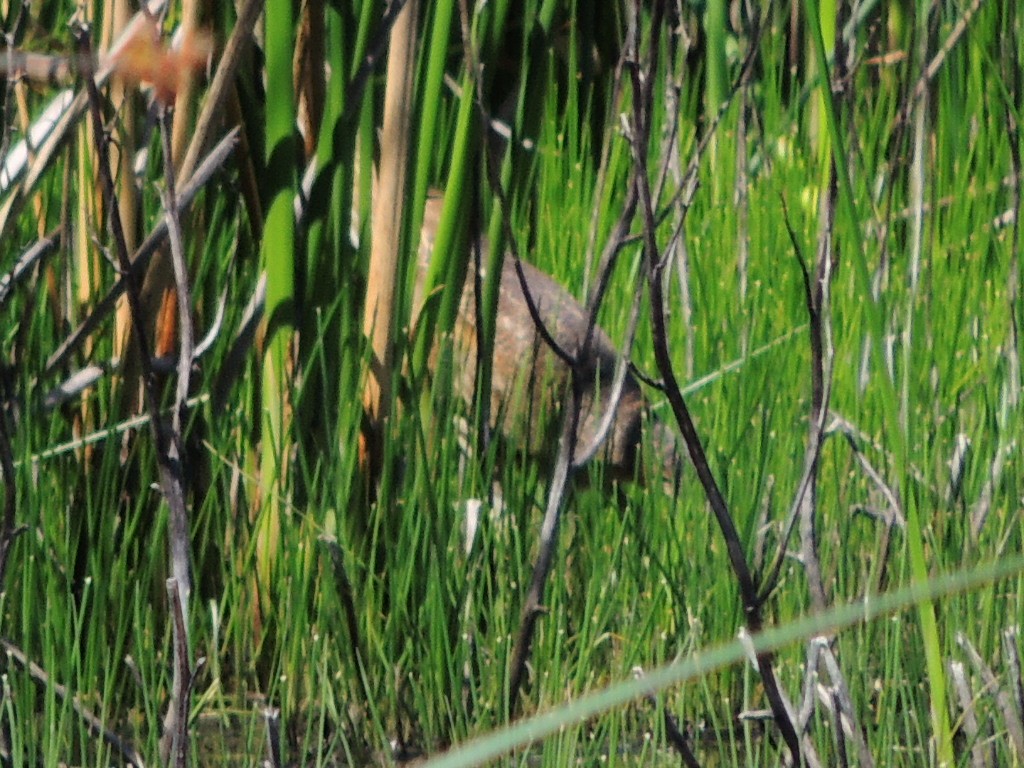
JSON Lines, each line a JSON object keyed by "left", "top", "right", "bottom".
{"left": 633, "top": 666, "right": 701, "bottom": 768}
{"left": 44, "top": 128, "right": 238, "bottom": 376}
{"left": 1004, "top": 627, "right": 1024, "bottom": 744}
{"left": 653, "top": 0, "right": 774, "bottom": 229}
{"left": 949, "top": 660, "right": 989, "bottom": 768}
{"left": 263, "top": 707, "right": 283, "bottom": 768}
{"left": 571, "top": 184, "right": 644, "bottom": 468}
{"left": 41, "top": 289, "right": 223, "bottom": 412}
{"left": 0, "top": 391, "right": 21, "bottom": 589}
{"left": 0, "top": 638, "right": 146, "bottom": 767}
{"left": 816, "top": 640, "right": 875, "bottom": 767}
{"left": 160, "top": 104, "right": 194, "bottom": 609}
{"left": 506, "top": 380, "right": 582, "bottom": 708}
{"left": 0, "top": 228, "right": 61, "bottom": 309}
{"left": 77, "top": 27, "right": 195, "bottom": 736}
{"left": 800, "top": 164, "right": 839, "bottom": 612}
{"left": 572, "top": 249, "right": 645, "bottom": 469}
{"left": 957, "top": 631, "right": 1024, "bottom": 754}
{"left": 23, "top": 394, "right": 210, "bottom": 465}
{"left": 758, "top": 193, "right": 833, "bottom": 608}
{"left": 161, "top": 578, "right": 198, "bottom": 767}
{"left": 156, "top": 97, "right": 197, "bottom": 764}
{"left": 624, "top": 0, "right": 801, "bottom": 761}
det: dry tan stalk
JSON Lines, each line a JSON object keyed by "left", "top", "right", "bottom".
{"left": 361, "top": 0, "right": 419, "bottom": 471}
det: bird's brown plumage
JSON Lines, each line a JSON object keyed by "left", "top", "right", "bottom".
{"left": 414, "top": 194, "right": 678, "bottom": 485}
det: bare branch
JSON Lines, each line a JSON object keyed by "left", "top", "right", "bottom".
{"left": 44, "top": 128, "right": 238, "bottom": 376}
{"left": 0, "top": 638, "right": 146, "bottom": 767}
{"left": 623, "top": 0, "right": 801, "bottom": 761}
{"left": 957, "top": 631, "right": 1024, "bottom": 754}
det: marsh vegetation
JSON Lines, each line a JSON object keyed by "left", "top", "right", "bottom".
{"left": 0, "top": 0, "right": 1021, "bottom": 766}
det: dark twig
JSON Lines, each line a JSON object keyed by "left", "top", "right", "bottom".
{"left": 757, "top": 198, "right": 822, "bottom": 605}
{"left": 764, "top": 178, "right": 837, "bottom": 612}
{"left": 815, "top": 640, "right": 874, "bottom": 767}
{"left": 0, "top": 228, "right": 61, "bottom": 309}
{"left": 580, "top": 183, "right": 640, "bottom": 363}
{"left": 506, "top": 381, "right": 582, "bottom": 708}
{"left": 624, "top": 0, "right": 802, "bottom": 762}
{"left": 0, "top": 638, "right": 146, "bottom": 767}
{"left": 633, "top": 666, "right": 701, "bottom": 767}
{"left": 492, "top": 211, "right": 576, "bottom": 368}
{"left": 752, "top": 475, "right": 776, "bottom": 575}
{"left": 263, "top": 707, "right": 283, "bottom": 768}
{"left": 161, "top": 578, "right": 198, "bottom": 768}
{"left": 659, "top": 6, "right": 695, "bottom": 379}
{"left": 581, "top": 43, "right": 629, "bottom": 300}
{"left": 77, "top": 27, "right": 196, "bottom": 760}
{"left": 571, "top": 184, "right": 644, "bottom": 468}
{"left": 829, "top": 688, "right": 850, "bottom": 768}
{"left": 44, "top": 128, "right": 238, "bottom": 376}
{"left": 772, "top": 134, "right": 864, "bottom": 761}
{"left": 572, "top": 257, "right": 645, "bottom": 468}
{"left": 319, "top": 534, "right": 364, "bottom": 667}
{"left": 491, "top": 124, "right": 625, "bottom": 706}
{"left": 158, "top": 98, "right": 197, "bottom": 767}
{"left": 494, "top": 139, "right": 635, "bottom": 711}
{"left": 462, "top": 31, "right": 575, "bottom": 371}
{"left": 0, "top": 392, "right": 22, "bottom": 590}
{"left": 802, "top": 174, "right": 835, "bottom": 614}
{"left": 76, "top": 21, "right": 168, "bottom": 443}
{"left": 653, "top": 0, "right": 773, "bottom": 230}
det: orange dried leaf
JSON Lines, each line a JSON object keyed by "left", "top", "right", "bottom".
{"left": 109, "top": 18, "right": 212, "bottom": 104}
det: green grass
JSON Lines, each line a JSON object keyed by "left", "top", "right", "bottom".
{"left": 0, "top": 0, "right": 1022, "bottom": 766}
